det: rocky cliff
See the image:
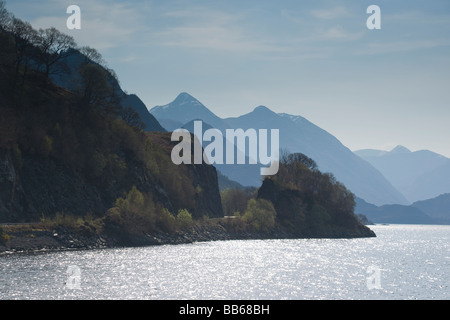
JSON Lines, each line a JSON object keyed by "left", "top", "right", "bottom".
{"left": 0, "top": 137, "right": 223, "bottom": 223}
{"left": 145, "top": 132, "right": 223, "bottom": 219}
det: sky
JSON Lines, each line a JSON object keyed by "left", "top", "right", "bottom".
{"left": 5, "top": 0, "right": 450, "bottom": 157}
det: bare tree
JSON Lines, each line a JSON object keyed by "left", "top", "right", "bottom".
{"left": 8, "top": 17, "right": 38, "bottom": 85}
{"left": 79, "top": 64, "right": 112, "bottom": 107}
{"left": 0, "top": 13, "right": 14, "bottom": 76}
{"left": 78, "top": 63, "right": 124, "bottom": 118}
{"left": 281, "top": 152, "right": 318, "bottom": 171}
{"left": 79, "top": 45, "right": 104, "bottom": 66}
{"left": 36, "top": 27, "right": 77, "bottom": 79}
{"left": 0, "top": 0, "right": 10, "bottom": 30}
{"left": 121, "top": 106, "right": 145, "bottom": 130}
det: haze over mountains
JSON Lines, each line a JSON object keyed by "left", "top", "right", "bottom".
{"left": 151, "top": 93, "right": 228, "bottom": 132}
{"left": 86, "top": 88, "right": 448, "bottom": 223}
{"left": 355, "top": 193, "right": 450, "bottom": 225}
{"left": 355, "top": 146, "right": 450, "bottom": 203}
{"left": 150, "top": 93, "right": 408, "bottom": 207}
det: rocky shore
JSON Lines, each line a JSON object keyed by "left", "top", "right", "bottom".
{"left": 0, "top": 221, "right": 375, "bottom": 255}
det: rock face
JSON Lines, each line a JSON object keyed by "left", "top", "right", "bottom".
{"left": 0, "top": 149, "right": 160, "bottom": 222}
{"left": 188, "top": 162, "right": 224, "bottom": 218}
{"left": 0, "top": 134, "right": 223, "bottom": 222}
{"left": 0, "top": 150, "right": 105, "bottom": 222}
{"left": 0, "top": 151, "right": 23, "bottom": 222}
{"left": 146, "top": 132, "right": 224, "bottom": 219}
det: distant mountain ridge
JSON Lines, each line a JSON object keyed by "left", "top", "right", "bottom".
{"left": 355, "top": 146, "right": 450, "bottom": 202}
{"left": 355, "top": 197, "right": 434, "bottom": 224}
{"left": 150, "top": 92, "right": 408, "bottom": 206}
{"left": 151, "top": 92, "right": 227, "bottom": 131}
{"left": 355, "top": 193, "right": 450, "bottom": 225}
{"left": 412, "top": 193, "right": 450, "bottom": 224}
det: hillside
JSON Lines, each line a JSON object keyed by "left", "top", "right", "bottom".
{"left": 412, "top": 193, "right": 450, "bottom": 224}
{"left": 151, "top": 93, "right": 408, "bottom": 206}
{"left": 50, "top": 48, "right": 165, "bottom": 132}
{"left": 407, "top": 162, "right": 450, "bottom": 203}
{"left": 0, "top": 26, "right": 222, "bottom": 225}
{"left": 257, "top": 153, "right": 375, "bottom": 237}
{"left": 354, "top": 198, "right": 434, "bottom": 225}
{"left": 353, "top": 196, "right": 450, "bottom": 225}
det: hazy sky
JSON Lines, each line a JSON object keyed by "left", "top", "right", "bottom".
{"left": 6, "top": 0, "right": 450, "bottom": 157}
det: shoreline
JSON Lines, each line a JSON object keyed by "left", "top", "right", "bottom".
{"left": 0, "top": 221, "right": 376, "bottom": 255}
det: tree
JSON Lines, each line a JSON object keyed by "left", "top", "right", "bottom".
{"left": 79, "top": 46, "right": 104, "bottom": 65}
{"left": 78, "top": 46, "right": 122, "bottom": 115}
{"left": 36, "top": 27, "right": 77, "bottom": 79}
{"left": 0, "top": 226, "right": 10, "bottom": 244}
{"left": 281, "top": 152, "right": 318, "bottom": 171}
{"left": 262, "top": 151, "right": 358, "bottom": 234}
{"left": 8, "top": 17, "right": 38, "bottom": 86}
{"left": 107, "top": 186, "right": 158, "bottom": 234}
{"left": 0, "top": 0, "right": 10, "bottom": 30}
{"left": 243, "top": 198, "right": 276, "bottom": 232}
{"left": 177, "top": 209, "right": 193, "bottom": 229}
{"left": 309, "top": 204, "right": 331, "bottom": 230}
{"left": 121, "top": 106, "right": 145, "bottom": 130}
{"left": 79, "top": 63, "right": 116, "bottom": 113}
{"left": 221, "top": 188, "right": 253, "bottom": 216}
{"left": 0, "top": 25, "right": 14, "bottom": 80}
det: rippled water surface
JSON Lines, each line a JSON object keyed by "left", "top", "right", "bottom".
{"left": 1, "top": 224, "right": 449, "bottom": 299}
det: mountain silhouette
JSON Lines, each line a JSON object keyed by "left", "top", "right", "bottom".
{"left": 151, "top": 93, "right": 408, "bottom": 206}
{"left": 52, "top": 48, "right": 165, "bottom": 132}
{"left": 151, "top": 92, "right": 227, "bottom": 131}
{"left": 355, "top": 197, "right": 434, "bottom": 224}
{"left": 355, "top": 146, "right": 450, "bottom": 202}
{"left": 412, "top": 193, "right": 450, "bottom": 224}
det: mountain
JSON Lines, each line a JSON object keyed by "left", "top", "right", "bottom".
{"left": 180, "top": 118, "right": 263, "bottom": 187}
{"left": 355, "top": 198, "right": 434, "bottom": 224}
{"left": 51, "top": 49, "right": 165, "bottom": 132}
{"left": 355, "top": 146, "right": 450, "bottom": 202}
{"left": 216, "top": 170, "right": 250, "bottom": 191}
{"left": 412, "top": 193, "right": 450, "bottom": 224}
{"left": 407, "top": 161, "right": 450, "bottom": 202}
{"left": 151, "top": 93, "right": 408, "bottom": 206}
{"left": 121, "top": 94, "right": 166, "bottom": 132}
{"left": 226, "top": 107, "right": 408, "bottom": 205}
{"left": 151, "top": 92, "right": 228, "bottom": 131}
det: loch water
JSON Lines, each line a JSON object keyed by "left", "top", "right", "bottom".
{"left": 0, "top": 224, "right": 449, "bottom": 300}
